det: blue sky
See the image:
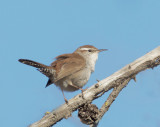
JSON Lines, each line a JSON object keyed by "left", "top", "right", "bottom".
{"left": 1, "top": 0, "right": 160, "bottom": 127}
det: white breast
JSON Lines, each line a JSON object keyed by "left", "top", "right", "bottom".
{"left": 87, "top": 53, "right": 98, "bottom": 72}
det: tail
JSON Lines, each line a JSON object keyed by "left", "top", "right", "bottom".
{"left": 18, "top": 59, "right": 56, "bottom": 78}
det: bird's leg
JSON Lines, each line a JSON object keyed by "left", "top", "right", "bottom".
{"left": 68, "top": 83, "right": 87, "bottom": 99}
{"left": 61, "top": 89, "right": 68, "bottom": 103}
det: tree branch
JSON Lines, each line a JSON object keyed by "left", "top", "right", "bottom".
{"left": 29, "top": 46, "right": 160, "bottom": 127}
{"left": 90, "top": 78, "right": 131, "bottom": 127}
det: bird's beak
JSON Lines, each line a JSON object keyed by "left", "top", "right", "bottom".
{"left": 98, "top": 49, "right": 108, "bottom": 52}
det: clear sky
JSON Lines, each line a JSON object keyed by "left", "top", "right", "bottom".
{"left": 1, "top": 0, "right": 160, "bottom": 127}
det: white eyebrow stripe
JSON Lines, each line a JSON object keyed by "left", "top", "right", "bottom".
{"left": 80, "top": 48, "right": 91, "bottom": 50}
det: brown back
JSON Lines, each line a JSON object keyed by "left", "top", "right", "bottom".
{"left": 51, "top": 53, "right": 86, "bottom": 82}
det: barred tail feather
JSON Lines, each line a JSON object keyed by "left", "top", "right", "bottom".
{"left": 38, "top": 67, "right": 56, "bottom": 77}
{"left": 18, "top": 59, "right": 47, "bottom": 68}
{"left": 18, "top": 59, "right": 56, "bottom": 78}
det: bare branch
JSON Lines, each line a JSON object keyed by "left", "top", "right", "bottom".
{"left": 90, "top": 78, "right": 131, "bottom": 127}
{"left": 29, "top": 46, "right": 160, "bottom": 127}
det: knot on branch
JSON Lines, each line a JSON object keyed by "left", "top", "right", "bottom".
{"left": 78, "top": 103, "right": 99, "bottom": 125}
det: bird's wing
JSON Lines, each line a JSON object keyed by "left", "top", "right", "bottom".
{"left": 51, "top": 53, "right": 86, "bottom": 82}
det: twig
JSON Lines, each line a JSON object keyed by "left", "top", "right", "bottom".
{"left": 90, "top": 78, "right": 131, "bottom": 127}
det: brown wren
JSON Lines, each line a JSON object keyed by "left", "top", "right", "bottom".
{"left": 19, "top": 45, "right": 107, "bottom": 102}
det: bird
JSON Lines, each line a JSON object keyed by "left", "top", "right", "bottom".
{"left": 19, "top": 45, "right": 107, "bottom": 102}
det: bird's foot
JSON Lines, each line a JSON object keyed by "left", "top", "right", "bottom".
{"left": 64, "top": 98, "right": 68, "bottom": 104}
{"left": 79, "top": 87, "right": 88, "bottom": 99}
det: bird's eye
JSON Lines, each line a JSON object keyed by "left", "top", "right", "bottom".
{"left": 88, "top": 49, "right": 92, "bottom": 52}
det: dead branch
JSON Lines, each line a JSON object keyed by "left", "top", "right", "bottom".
{"left": 90, "top": 78, "right": 131, "bottom": 127}
{"left": 29, "top": 46, "right": 160, "bottom": 127}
